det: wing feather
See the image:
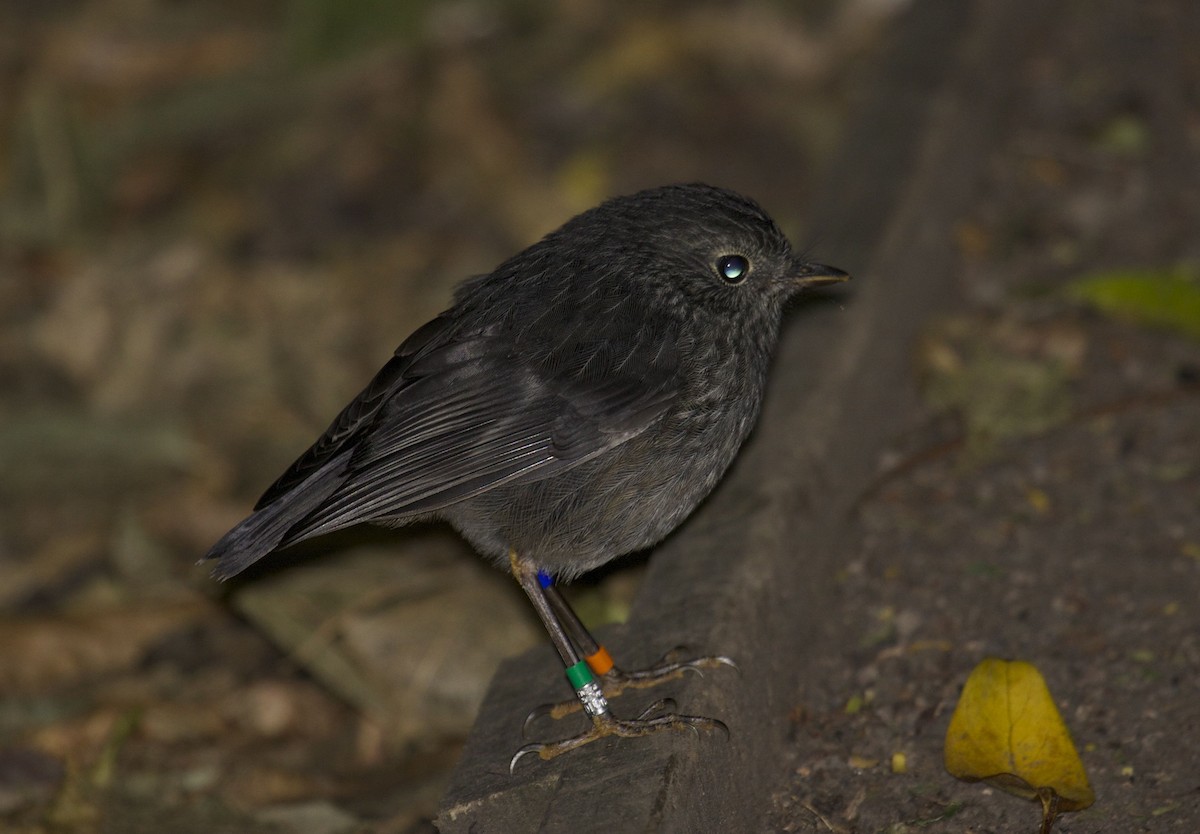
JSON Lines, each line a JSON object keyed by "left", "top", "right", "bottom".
{"left": 207, "top": 287, "right": 681, "bottom": 577}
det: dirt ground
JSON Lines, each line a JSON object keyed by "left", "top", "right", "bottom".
{"left": 762, "top": 5, "right": 1200, "bottom": 828}
{"left": 1, "top": 2, "right": 1198, "bottom": 833}
{"left": 768, "top": 314, "right": 1200, "bottom": 832}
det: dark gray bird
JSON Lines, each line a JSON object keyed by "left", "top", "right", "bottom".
{"left": 204, "top": 183, "right": 848, "bottom": 767}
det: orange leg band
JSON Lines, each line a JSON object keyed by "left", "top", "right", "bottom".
{"left": 585, "top": 646, "right": 614, "bottom": 676}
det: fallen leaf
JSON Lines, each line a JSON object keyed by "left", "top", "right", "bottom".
{"left": 945, "top": 658, "right": 1094, "bottom": 832}
{"left": 1066, "top": 265, "right": 1200, "bottom": 341}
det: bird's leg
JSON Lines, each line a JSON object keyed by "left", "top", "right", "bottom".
{"left": 508, "top": 551, "right": 728, "bottom": 771}
{"left": 543, "top": 574, "right": 736, "bottom": 693}
{"left": 508, "top": 552, "right": 608, "bottom": 717}
{"left": 521, "top": 571, "right": 736, "bottom": 728}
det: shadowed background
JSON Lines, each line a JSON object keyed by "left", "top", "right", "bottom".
{"left": 0, "top": 2, "right": 898, "bottom": 831}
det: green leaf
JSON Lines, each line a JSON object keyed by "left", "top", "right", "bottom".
{"left": 1066, "top": 266, "right": 1200, "bottom": 341}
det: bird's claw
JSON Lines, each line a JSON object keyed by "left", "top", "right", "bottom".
{"left": 510, "top": 704, "right": 728, "bottom": 772}
{"left": 623, "top": 647, "right": 738, "bottom": 683}
{"left": 522, "top": 650, "right": 737, "bottom": 734}
{"left": 521, "top": 700, "right": 580, "bottom": 738}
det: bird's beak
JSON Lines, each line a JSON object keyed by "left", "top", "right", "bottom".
{"left": 791, "top": 262, "right": 851, "bottom": 288}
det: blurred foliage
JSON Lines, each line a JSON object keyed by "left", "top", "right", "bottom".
{"left": 918, "top": 313, "right": 1084, "bottom": 458}
{"left": 286, "top": 0, "right": 434, "bottom": 64}
{"left": 1066, "top": 265, "right": 1200, "bottom": 342}
{"left": 0, "top": 0, "right": 890, "bottom": 556}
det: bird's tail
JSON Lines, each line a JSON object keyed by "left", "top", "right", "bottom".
{"left": 201, "top": 450, "right": 351, "bottom": 580}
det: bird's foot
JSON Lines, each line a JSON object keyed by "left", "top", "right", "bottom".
{"left": 604, "top": 647, "right": 738, "bottom": 695}
{"left": 509, "top": 699, "right": 727, "bottom": 771}
{"left": 522, "top": 647, "right": 736, "bottom": 733}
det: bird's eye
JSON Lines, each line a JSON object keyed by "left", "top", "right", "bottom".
{"left": 716, "top": 254, "right": 750, "bottom": 284}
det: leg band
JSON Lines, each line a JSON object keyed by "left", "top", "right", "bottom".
{"left": 565, "top": 660, "right": 610, "bottom": 717}
{"left": 585, "top": 646, "right": 614, "bottom": 676}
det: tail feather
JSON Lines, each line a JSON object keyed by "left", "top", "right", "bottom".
{"left": 202, "top": 450, "right": 352, "bottom": 580}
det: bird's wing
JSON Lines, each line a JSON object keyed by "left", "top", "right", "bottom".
{"left": 272, "top": 293, "right": 681, "bottom": 543}
{"left": 205, "top": 289, "right": 681, "bottom": 579}
{"left": 252, "top": 313, "right": 455, "bottom": 510}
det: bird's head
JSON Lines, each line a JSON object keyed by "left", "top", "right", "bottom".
{"left": 556, "top": 183, "right": 848, "bottom": 324}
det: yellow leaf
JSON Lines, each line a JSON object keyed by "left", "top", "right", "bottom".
{"left": 944, "top": 658, "right": 1094, "bottom": 814}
